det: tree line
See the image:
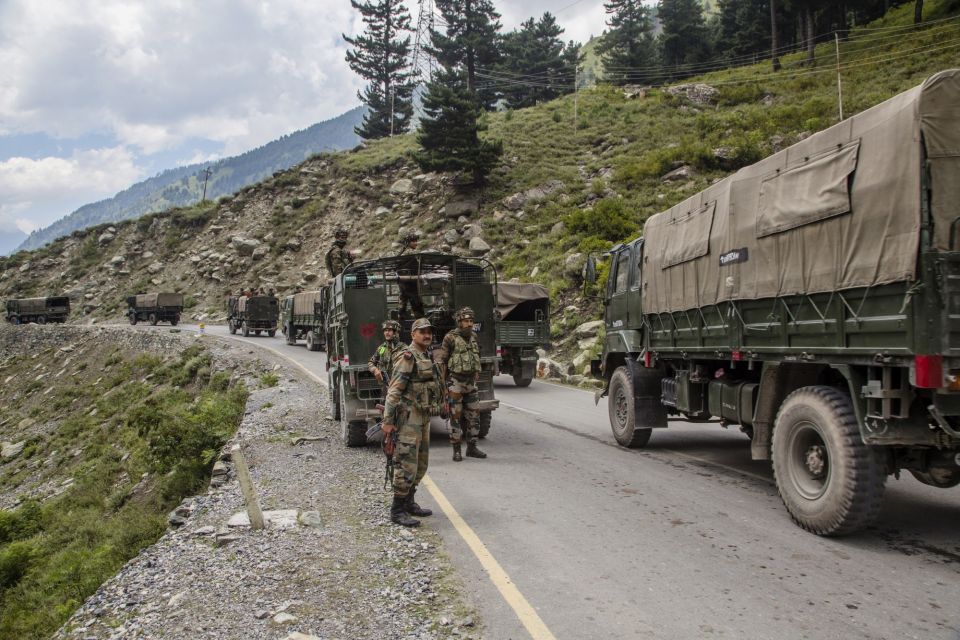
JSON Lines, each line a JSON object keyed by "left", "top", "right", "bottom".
{"left": 344, "top": 0, "right": 928, "bottom": 181}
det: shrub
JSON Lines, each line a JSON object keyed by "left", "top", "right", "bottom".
{"left": 565, "top": 198, "right": 640, "bottom": 242}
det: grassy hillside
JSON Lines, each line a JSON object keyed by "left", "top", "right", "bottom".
{"left": 0, "top": 1, "right": 958, "bottom": 362}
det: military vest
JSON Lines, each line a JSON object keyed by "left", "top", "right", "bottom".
{"left": 449, "top": 331, "right": 481, "bottom": 375}
{"left": 405, "top": 350, "right": 444, "bottom": 415}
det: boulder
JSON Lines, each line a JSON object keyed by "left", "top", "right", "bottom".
{"left": 661, "top": 165, "right": 696, "bottom": 182}
{"left": 503, "top": 180, "right": 566, "bottom": 211}
{"left": 142, "top": 250, "right": 154, "bottom": 259}
{"left": 389, "top": 178, "right": 414, "bottom": 195}
{"left": 98, "top": 232, "right": 115, "bottom": 246}
{"left": 571, "top": 351, "right": 592, "bottom": 374}
{"left": 530, "top": 266, "right": 539, "bottom": 277}
{"left": 411, "top": 172, "right": 438, "bottom": 192}
{"left": 462, "top": 224, "right": 482, "bottom": 240}
{"left": 440, "top": 199, "right": 479, "bottom": 218}
{"left": 374, "top": 206, "right": 391, "bottom": 216}
{"left": 147, "top": 261, "right": 164, "bottom": 274}
{"left": 564, "top": 252, "right": 584, "bottom": 277}
{"left": 285, "top": 238, "right": 302, "bottom": 252}
{"left": 665, "top": 83, "right": 719, "bottom": 106}
{"left": 443, "top": 229, "right": 459, "bottom": 245}
{"left": 536, "top": 358, "right": 563, "bottom": 379}
{"left": 109, "top": 255, "right": 125, "bottom": 266}
{"left": 575, "top": 320, "right": 604, "bottom": 338}
{"left": 551, "top": 221, "right": 566, "bottom": 235}
{"left": 252, "top": 245, "right": 269, "bottom": 261}
{"left": 1, "top": 441, "right": 26, "bottom": 460}
{"left": 468, "top": 237, "right": 490, "bottom": 255}
{"left": 231, "top": 236, "right": 261, "bottom": 256}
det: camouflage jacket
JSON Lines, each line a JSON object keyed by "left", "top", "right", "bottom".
{"left": 368, "top": 337, "right": 403, "bottom": 380}
{"left": 325, "top": 244, "right": 352, "bottom": 277}
{"left": 434, "top": 329, "right": 481, "bottom": 379}
{"left": 384, "top": 345, "right": 443, "bottom": 423}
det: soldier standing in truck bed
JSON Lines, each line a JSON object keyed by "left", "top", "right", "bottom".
{"left": 382, "top": 317, "right": 442, "bottom": 527}
{"left": 368, "top": 319, "right": 403, "bottom": 391}
{"left": 397, "top": 231, "right": 424, "bottom": 318}
{"left": 435, "top": 306, "right": 487, "bottom": 461}
{"left": 325, "top": 228, "right": 353, "bottom": 278}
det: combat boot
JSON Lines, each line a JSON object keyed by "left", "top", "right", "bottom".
{"left": 406, "top": 487, "right": 433, "bottom": 517}
{"left": 466, "top": 442, "right": 487, "bottom": 459}
{"left": 390, "top": 495, "right": 420, "bottom": 527}
{"left": 452, "top": 444, "right": 463, "bottom": 462}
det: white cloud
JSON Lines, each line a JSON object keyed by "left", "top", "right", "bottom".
{"left": 15, "top": 218, "right": 38, "bottom": 234}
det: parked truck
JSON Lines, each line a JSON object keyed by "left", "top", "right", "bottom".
{"left": 5, "top": 296, "right": 70, "bottom": 324}
{"left": 279, "top": 290, "right": 325, "bottom": 349}
{"left": 589, "top": 70, "right": 960, "bottom": 536}
{"left": 326, "top": 252, "right": 501, "bottom": 446}
{"left": 227, "top": 295, "right": 278, "bottom": 337}
{"left": 495, "top": 282, "right": 550, "bottom": 386}
{"left": 127, "top": 293, "right": 183, "bottom": 326}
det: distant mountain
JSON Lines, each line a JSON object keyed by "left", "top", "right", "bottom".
{"left": 0, "top": 229, "right": 27, "bottom": 256}
{"left": 16, "top": 106, "right": 365, "bottom": 252}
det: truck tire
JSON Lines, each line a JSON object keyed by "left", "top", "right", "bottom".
{"left": 242, "top": 321, "right": 250, "bottom": 337}
{"left": 329, "top": 371, "right": 341, "bottom": 421}
{"left": 37, "top": 316, "right": 46, "bottom": 325}
{"left": 608, "top": 366, "right": 653, "bottom": 448}
{"left": 306, "top": 330, "right": 321, "bottom": 352}
{"left": 170, "top": 316, "right": 179, "bottom": 326}
{"left": 129, "top": 314, "right": 137, "bottom": 326}
{"left": 339, "top": 378, "right": 366, "bottom": 447}
{"left": 513, "top": 374, "right": 533, "bottom": 387}
{"left": 771, "top": 385, "right": 886, "bottom": 536}
{"left": 254, "top": 330, "right": 261, "bottom": 336}
{"left": 11, "top": 316, "right": 20, "bottom": 325}
{"left": 478, "top": 411, "right": 492, "bottom": 439}
{"left": 267, "top": 330, "right": 276, "bottom": 337}
{"left": 148, "top": 313, "right": 158, "bottom": 326}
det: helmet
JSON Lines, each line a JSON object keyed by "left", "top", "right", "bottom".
{"left": 455, "top": 306, "right": 475, "bottom": 322}
{"left": 411, "top": 317, "right": 433, "bottom": 332}
{"left": 381, "top": 319, "right": 401, "bottom": 332}
{"left": 334, "top": 228, "right": 349, "bottom": 240}
{"left": 400, "top": 231, "right": 419, "bottom": 245}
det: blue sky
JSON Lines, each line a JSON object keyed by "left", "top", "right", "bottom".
{"left": 0, "top": 0, "right": 611, "bottom": 254}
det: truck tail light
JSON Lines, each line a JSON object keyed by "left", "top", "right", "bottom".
{"left": 496, "top": 345, "right": 502, "bottom": 357}
{"left": 643, "top": 351, "right": 652, "bottom": 368}
{"left": 343, "top": 355, "right": 350, "bottom": 366}
{"left": 914, "top": 355, "right": 943, "bottom": 388}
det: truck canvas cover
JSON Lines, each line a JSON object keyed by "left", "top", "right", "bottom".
{"left": 10, "top": 298, "right": 48, "bottom": 313}
{"left": 136, "top": 293, "right": 184, "bottom": 308}
{"left": 496, "top": 283, "right": 549, "bottom": 318}
{"left": 292, "top": 291, "right": 322, "bottom": 315}
{"left": 643, "top": 69, "right": 960, "bottom": 314}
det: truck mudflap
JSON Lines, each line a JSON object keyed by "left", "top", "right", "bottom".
{"left": 476, "top": 399, "right": 500, "bottom": 412}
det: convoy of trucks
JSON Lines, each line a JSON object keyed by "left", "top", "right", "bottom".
{"left": 495, "top": 282, "right": 550, "bottom": 387}
{"left": 127, "top": 293, "right": 184, "bottom": 326}
{"left": 280, "top": 290, "right": 325, "bottom": 349}
{"left": 227, "top": 295, "right": 279, "bottom": 337}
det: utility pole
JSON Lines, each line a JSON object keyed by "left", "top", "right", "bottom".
{"left": 200, "top": 166, "right": 213, "bottom": 203}
{"left": 835, "top": 32, "right": 844, "bottom": 121}
{"left": 573, "top": 67, "right": 579, "bottom": 133}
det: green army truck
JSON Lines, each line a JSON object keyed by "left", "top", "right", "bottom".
{"left": 589, "top": 70, "right": 960, "bottom": 536}
{"left": 495, "top": 282, "right": 550, "bottom": 387}
{"left": 5, "top": 296, "right": 70, "bottom": 324}
{"left": 227, "top": 295, "right": 279, "bottom": 337}
{"left": 127, "top": 293, "right": 183, "bottom": 326}
{"left": 326, "top": 252, "right": 501, "bottom": 446}
{"left": 280, "top": 290, "right": 325, "bottom": 349}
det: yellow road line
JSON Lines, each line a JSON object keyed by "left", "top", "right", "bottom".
{"left": 421, "top": 475, "right": 557, "bottom": 640}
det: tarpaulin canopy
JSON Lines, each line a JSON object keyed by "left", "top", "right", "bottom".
{"left": 292, "top": 291, "right": 322, "bottom": 315}
{"left": 136, "top": 293, "right": 183, "bottom": 308}
{"left": 496, "top": 282, "right": 549, "bottom": 317}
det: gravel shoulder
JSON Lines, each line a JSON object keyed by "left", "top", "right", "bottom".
{"left": 46, "top": 327, "right": 480, "bottom": 640}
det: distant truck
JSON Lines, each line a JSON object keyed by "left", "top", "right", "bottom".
{"left": 279, "top": 290, "right": 325, "bottom": 349}
{"left": 127, "top": 293, "right": 183, "bottom": 326}
{"left": 589, "top": 70, "right": 960, "bottom": 536}
{"left": 326, "top": 252, "right": 501, "bottom": 446}
{"left": 5, "top": 296, "right": 70, "bottom": 324}
{"left": 495, "top": 282, "right": 550, "bottom": 387}
{"left": 227, "top": 295, "right": 278, "bottom": 337}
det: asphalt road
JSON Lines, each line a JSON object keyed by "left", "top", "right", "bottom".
{"left": 181, "top": 323, "right": 960, "bottom": 640}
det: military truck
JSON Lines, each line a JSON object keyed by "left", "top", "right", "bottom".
{"left": 495, "top": 282, "right": 550, "bottom": 386}
{"left": 588, "top": 70, "right": 960, "bottom": 536}
{"left": 5, "top": 296, "right": 70, "bottom": 324}
{"left": 227, "top": 295, "right": 278, "bottom": 337}
{"left": 279, "top": 290, "right": 325, "bottom": 349}
{"left": 127, "top": 293, "right": 183, "bottom": 326}
{"left": 326, "top": 252, "right": 501, "bottom": 446}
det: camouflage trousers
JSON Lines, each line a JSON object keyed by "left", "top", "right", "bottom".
{"left": 392, "top": 407, "right": 430, "bottom": 497}
{"left": 447, "top": 376, "right": 480, "bottom": 445}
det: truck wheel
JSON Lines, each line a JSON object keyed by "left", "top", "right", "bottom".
{"left": 339, "top": 378, "right": 366, "bottom": 447}
{"left": 306, "top": 331, "right": 321, "bottom": 351}
{"left": 608, "top": 366, "right": 653, "bottom": 448}
{"left": 170, "top": 316, "right": 179, "bottom": 326}
{"left": 285, "top": 325, "right": 296, "bottom": 345}
{"left": 11, "top": 316, "right": 20, "bottom": 325}
{"left": 242, "top": 322, "right": 250, "bottom": 337}
{"left": 254, "top": 330, "right": 261, "bottom": 336}
{"left": 513, "top": 374, "right": 533, "bottom": 387}
{"left": 329, "top": 371, "right": 341, "bottom": 421}
{"left": 772, "top": 386, "right": 886, "bottom": 536}
{"left": 478, "top": 411, "right": 492, "bottom": 439}
{"left": 267, "top": 330, "right": 276, "bottom": 338}
{"left": 148, "top": 313, "right": 158, "bottom": 326}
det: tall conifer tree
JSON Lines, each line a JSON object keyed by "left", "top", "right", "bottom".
{"left": 344, "top": 0, "right": 415, "bottom": 140}
{"left": 498, "top": 13, "right": 580, "bottom": 109}
{"left": 658, "top": 0, "right": 710, "bottom": 76}
{"left": 596, "top": 0, "right": 657, "bottom": 85}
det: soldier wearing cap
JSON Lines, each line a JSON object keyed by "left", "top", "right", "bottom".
{"left": 397, "top": 231, "right": 425, "bottom": 317}
{"left": 325, "top": 228, "right": 353, "bottom": 278}
{"left": 435, "top": 306, "right": 487, "bottom": 461}
{"left": 368, "top": 319, "right": 403, "bottom": 389}
{"left": 382, "top": 317, "right": 443, "bottom": 527}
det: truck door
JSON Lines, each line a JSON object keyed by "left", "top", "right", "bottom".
{"left": 607, "top": 246, "right": 632, "bottom": 331}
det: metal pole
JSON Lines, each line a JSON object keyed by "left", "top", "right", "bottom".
{"left": 201, "top": 167, "right": 213, "bottom": 202}
{"left": 390, "top": 88, "right": 395, "bottom": 136}
{"left": 835, "top": 32, "right": 844, "bottom": 121}
{"left": 573, "top": 67, "right": 578, "bottom": 133}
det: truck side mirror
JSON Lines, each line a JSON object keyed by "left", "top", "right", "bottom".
{"left": 583, "top": 256, "right": 597, "bottom": 284}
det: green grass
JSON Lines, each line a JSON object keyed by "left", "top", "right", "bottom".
{"left": 0, "top": 344, "right": 248, "bottom": 639}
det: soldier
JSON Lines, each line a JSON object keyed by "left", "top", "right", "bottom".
{"left": 382, "top": 317, "right": 442, "bottom": 527}
{"left": 325, "top": 228, "right": 353, "bottom": 278}
{"left": 397, "top": 231, "right": 424, "bottom": 318}
{"left": 368, "top": 319, "right": 403, "bottom": 390}
{"left": 435, "top": 306, "right": 487, "bottom": 461}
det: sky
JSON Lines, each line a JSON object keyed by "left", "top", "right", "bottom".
{"left": 0, "top": 0, "right": 615, "bottom": 255}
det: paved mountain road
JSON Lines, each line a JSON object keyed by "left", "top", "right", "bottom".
{"left": 174, "top": 324, "right": 960, "bottom": 639}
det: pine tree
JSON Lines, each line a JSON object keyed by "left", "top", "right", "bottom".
{"left": 716, "top": 0, "right": 770, "bottom": 60}
{"left": 415, "top": 0, "right": 503, "bottom": 182}
{"left": 596, "top": 0, "right": 657, "bottom": 86}
{"left": 498, "top": 13, "right": 580, "bottom": 109}
{"left": 658, "top": 0, "right": 710, "bottom": 77}
{"left": 343, "top": 0, "right": 416, "bottom": 140}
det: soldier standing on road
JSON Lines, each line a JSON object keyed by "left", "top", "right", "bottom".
{"left": 325, "top": 228, "right": 353, "bottom": 278}
{"left": 382, "top": 317, "right": 442, "bottom": 527}
{"left": 368, "top": 319, "right": 403, "bottom": 393}
{"left": 397, "top": 232, "right": 425, "bottom": 318}
{"left": 435, "top": 307, "right": 487, "bottom": 461}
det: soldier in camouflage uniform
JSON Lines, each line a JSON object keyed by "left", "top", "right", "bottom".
{"left": 325, "top": 228, "right": 352, "bottom": 278}
{"left": 368, "top": 319, "right": 403, "bottom": 389}
{"left": 382, "top": 317, "right": 443, "bottom": 527}
{"left": 435, "top": 307, "right": 487, "bottom": 461}
{"left": 397, "top": 231, "right": 424, "bottom": 318}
